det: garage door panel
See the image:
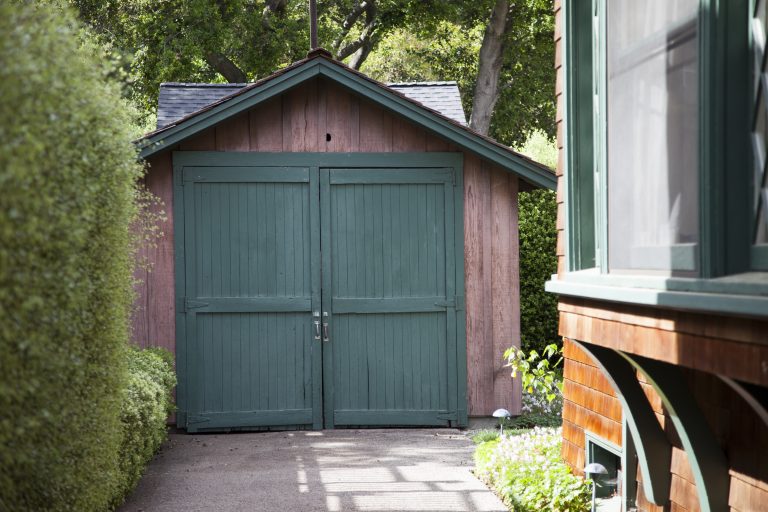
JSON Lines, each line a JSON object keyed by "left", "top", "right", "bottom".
{"left": 323, "top": 167, "right": 458, "bottom": 427}
{"left": 331, "top": 313, "right": 448, "bottom": 416}
{"left": 193, "top": 180, "right": 311, "bottom": 298}
{"left": 193, "top": 313, "right": 312, "bottom": 414}
{"left": 182, "top": 166, "right": 321, "bottom": 432}
{"left": 330, "top": 182, "right": 446, "bottom": 299}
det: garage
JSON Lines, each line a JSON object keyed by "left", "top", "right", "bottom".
{"left": 134, "top": 50, "right": 556, "bottom": 431}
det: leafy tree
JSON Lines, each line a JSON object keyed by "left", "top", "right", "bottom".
{"left": 66, "top": 0, "right": 554, "bottom": 145}
{"left": 363, "top": 0, "right": 555, "bottom": 146}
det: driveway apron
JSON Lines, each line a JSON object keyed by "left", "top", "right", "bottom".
{"left": 118, "top": 429, "right": 506, "bottom": 512}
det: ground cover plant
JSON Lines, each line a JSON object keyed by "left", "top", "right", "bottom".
{"left": 474, "top": 427, "right": 591, "bottom": 511}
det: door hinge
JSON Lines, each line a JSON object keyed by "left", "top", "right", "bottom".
{"left": 437, "top": 411, "right": 457, "bottom": 420}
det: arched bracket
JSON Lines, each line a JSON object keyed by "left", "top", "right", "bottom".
{"left": 623, "top": 353, "right": 730, "bottom": 512}
{"left": 720, "top": 376, "right": 768, "bottom": 429}
{"left": 573, "top": 341, "right": 671, "bottom": 505}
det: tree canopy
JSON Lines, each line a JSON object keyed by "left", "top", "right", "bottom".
{"left": 68, "top": 0, "right": 554, "bottom": 146}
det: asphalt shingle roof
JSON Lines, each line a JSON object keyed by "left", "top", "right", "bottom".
{"left": 156, "top": 81, "right": 467, "bottom": 130}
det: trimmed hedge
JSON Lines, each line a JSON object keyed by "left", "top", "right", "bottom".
{"left": 114, "top": 348, "right": 176, "bottom": 507}
{"left": 519, "top": 189, "right": 560, "bottom": 355}
{"left": 0, "top": 4, "right": 142, "bottom": 511}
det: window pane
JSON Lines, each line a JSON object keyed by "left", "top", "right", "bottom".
{"left": 606, "top": 0, "right": 699, "bottom": 274}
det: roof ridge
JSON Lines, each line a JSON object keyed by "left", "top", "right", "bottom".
{"left": 388, "top": 81, "right": 458, "bottom": 86}
{"left": 160, "top": 82, "right": 248, "bottom": 87}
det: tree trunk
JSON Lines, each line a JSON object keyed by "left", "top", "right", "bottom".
{"left": 470, "top": 0, "right": 511, "bottom": 135}
{"left": 205, "top": 52, "right": 247, "bottom": 83}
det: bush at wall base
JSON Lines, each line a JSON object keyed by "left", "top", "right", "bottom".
{"left": 113, "top": 347, "right": 177, "bottom": 508}
{"left": 474, "top": 427, "right": 591, "bottom": 511}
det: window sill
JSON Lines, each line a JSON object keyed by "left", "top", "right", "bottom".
{"left": 545, "top": 270, "right": 768, "bottom": 319}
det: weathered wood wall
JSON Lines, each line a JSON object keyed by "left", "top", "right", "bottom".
{"left": 133, "top": 77, "right": 522, "bottom": 417}
{"left": 554, "top": 3, "right": 768, "bottom": 510}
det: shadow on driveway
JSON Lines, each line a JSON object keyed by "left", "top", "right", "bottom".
{"left": 118, "top": 429, "right": 506, "bottom": 512}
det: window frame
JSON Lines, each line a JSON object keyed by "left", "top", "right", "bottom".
{"left": 554, "top": 0, "right": 768, "bottom": 312}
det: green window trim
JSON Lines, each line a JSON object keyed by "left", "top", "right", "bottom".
{"left": 560, "top": 0, "right": 764, "bottom": 306}
{"left": 545, "top": 272, "right": 768, "bottom": 319}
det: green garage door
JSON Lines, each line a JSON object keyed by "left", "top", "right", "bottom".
{"left": 175, "top": 154, "right": 464, "bottom": 432}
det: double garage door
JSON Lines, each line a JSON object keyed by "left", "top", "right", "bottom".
{"left": 174, "top": 153, "right": 465, "bottom": 432}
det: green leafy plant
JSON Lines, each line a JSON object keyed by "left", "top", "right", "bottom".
{"left": 474, "top": 428, "right": 591, "bottom": 511}
{"left": 114, "top": 347, "right": 177, "bottom": 508}
{"left": 0, "top": 3, "right": 142, "bottom": 510}
{"left": 504, "top": 343, "right": 563, "bottom": 402}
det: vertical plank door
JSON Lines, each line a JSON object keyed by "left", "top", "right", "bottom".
{"left": 321, "top": 167, "right": 461, "bottom": 427}
{"left": 180, "top": 165, "right": 322, "bottom": 432}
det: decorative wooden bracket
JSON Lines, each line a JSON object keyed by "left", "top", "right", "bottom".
{"left": 574, "top": 341, "right": 671, "bottom": 506}
{"left": 623, "top": 353, "right": 730, "bottom": 512}
{"left": 719, "top": 376, "right": 768, "bottom": 430}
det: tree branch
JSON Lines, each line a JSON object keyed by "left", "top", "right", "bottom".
{"left": 262, "top": 0, "right": 289, "bottom": 30}
{"left": 334, "top": 0, "right": 377, "bottom": 69}
{"left": 332, "top": 1, "right": 368, "bottom": 54}
{"left": 205, "top": 52, "right": 247, "bottom": 83}
{"left": 469, "top": 0, "right": 512, "bottom": 135}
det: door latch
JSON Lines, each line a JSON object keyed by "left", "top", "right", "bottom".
{"left": 322, "top": 311, "right": 330, "bottom": 342}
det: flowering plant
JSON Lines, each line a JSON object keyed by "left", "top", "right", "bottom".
{"left": 474, "top": 427, "right": 591, "bottom": 511}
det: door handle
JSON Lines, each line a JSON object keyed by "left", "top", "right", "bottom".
{"left": 322, "top": 311, "right": 330, "bottom": 342}
{"left": 313, "top": 311, "right": 321, "bottom": 341}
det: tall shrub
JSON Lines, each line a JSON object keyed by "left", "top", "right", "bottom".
{"left": 517, "top": 132, "right": 560, "bottom": 355}
{"left": 0, "top": 4, "right": 141, "bottom": 510}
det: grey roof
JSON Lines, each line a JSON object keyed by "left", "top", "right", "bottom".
{"left": 156, "top": 81, "right": 467, "bottom": 129}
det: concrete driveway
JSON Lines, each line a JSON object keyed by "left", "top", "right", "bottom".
{"left": 119, "top": 429, "right": 506, "bottom": 512}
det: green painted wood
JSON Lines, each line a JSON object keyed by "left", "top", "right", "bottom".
{"left": 175, "top": 152, "right": 466, "bottom": 430}
{"left": 173, "top": 151, "right": 464, "bottom": 170}
{"left": 329, "top": 169, "right": 453, "bottom": 184}
{"left": 326, "top": 167, "right": 462, "bottom": 427}
{"left": 623, "top": 353, "right": 731, "bottom": 512}
{"left": 183, "top": 167, "right": 310, "bottom": 183}
{"left": 333, "top": 409, "right": 452, "bottom": 426}
{"left": 184, "top": 297, "right": 311, "bottom": 313}
{"left": 575, "top": 342, "right": 672, "bottom": 506}
{"left": 179, "top": 165, "right": 319, "bottom": 430}
{"left": 331, "top": 297, "right": 452, "bottom": 313}
{"left": 545, "top": 277, "right": 768, "bottom": 319}
{"left": 138, "top": 59, "right": 556, "bottom": 190}
{"left": 564, "top": 0, "right": 597, "bottom": 271}
{"left": 186, "top": 409, "right": 313, "bottom": 433}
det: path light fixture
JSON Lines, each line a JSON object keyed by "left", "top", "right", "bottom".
{"left": 584, "top": 462, "right": 608, "bottom": 512}
{"left": 492, "top": 408, "right": 511, "bottom": 435}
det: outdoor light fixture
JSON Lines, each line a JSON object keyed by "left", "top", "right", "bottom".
{"left": 584, "top": 462, "right": 608, "bottom": 512}
{"left": 492, "top": 408, "right": 511, "bottom": 435}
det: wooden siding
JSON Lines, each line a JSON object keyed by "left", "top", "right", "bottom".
{"left": 134, "top": 77, "right": 522, "bottom": 417}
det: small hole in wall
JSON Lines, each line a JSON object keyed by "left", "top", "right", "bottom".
{"left": 326, "top": 133, "right": 332, "bottom": 142}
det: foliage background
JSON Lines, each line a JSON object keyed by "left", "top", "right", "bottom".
{"left": 0, "top": 3, "right": 142, "bottom": 509}
{"left": 516, "top": 133, "right": 560, "bottom": 354}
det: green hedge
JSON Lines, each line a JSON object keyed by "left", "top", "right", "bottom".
{"left": 114, "top": 348, "right": 176, "bottom": 507}
{"left": 519, "top": 189, "right": 560, "bottom": 354}
{"left": 0, "top": 4, "right": 142, "bottom": 510}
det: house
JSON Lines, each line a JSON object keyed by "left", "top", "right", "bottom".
{"left": 549, "top": 1, "right": 768, "bottom": 510}
{"left": 133, "top": 49, "right": 556, "bottom": 432}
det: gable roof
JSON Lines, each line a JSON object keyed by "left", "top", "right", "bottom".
{"left": 137, "top": 50, "right": 556, "bottom": 190}
{"left": 157, "top": 81, "right": 467, "bottom": 129}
